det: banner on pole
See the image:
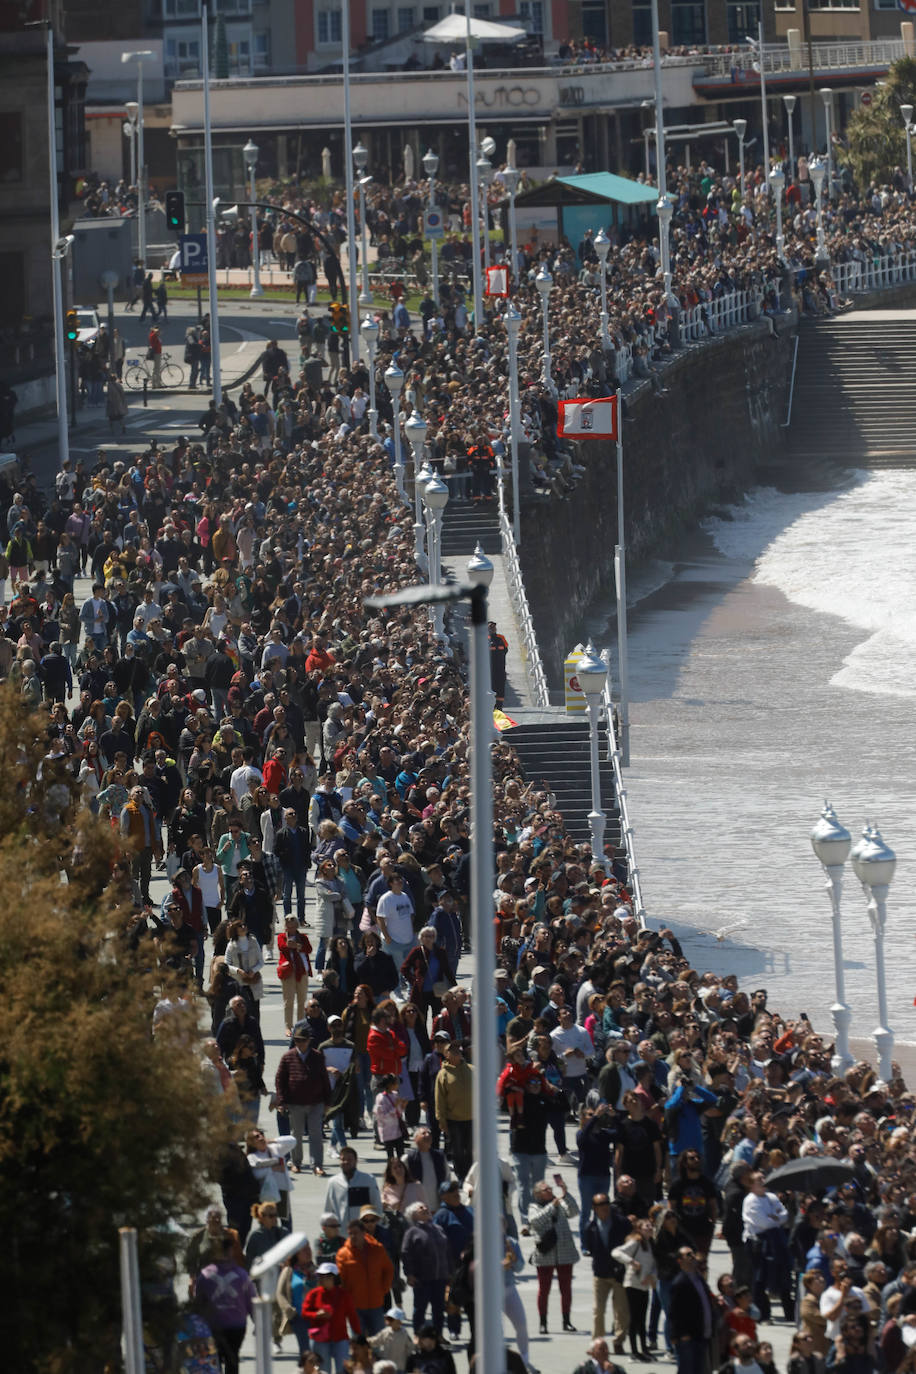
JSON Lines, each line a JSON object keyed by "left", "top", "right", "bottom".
{"left": 558, "top": 395, "right": 618, "bottom": 441}
{"left": 486, "top": 265, "right": 509, "bottom": 297}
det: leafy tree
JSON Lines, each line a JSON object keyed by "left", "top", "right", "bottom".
{"left": 841, "top": 57, "right": 916, "bottom": 188}
{"left": 0, "top": 695, "right": 230, "bottom": 1372}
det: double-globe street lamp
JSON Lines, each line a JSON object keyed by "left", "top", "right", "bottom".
{"left": 769, "top": 164, "right": 786, "bottom": 263}
{"left": 901, "top": 104, "right": 914, "bottom": 190}
{"left": 385, "top": 360, "right": 406, "bottom": 500}
{"left": 503, "top": 165, "right": 520, "bottom": 285}
{"left": 576, "top": 641, "right": 609, "bottom": 871}
{"left": 422, "top": 148, "right": 440, "bottom": 305}
{"left": 734, "top": 117, "right": 747, "bottom": 198}
{"left": 404, "top": 408, "right": 429, "bottom": 572}
{"left": 361, "top": 314, "right": 379, "bottom": 439}
{"left": 422, "top": 472, "right": 449, "bottom": 640}
{"left": 594, "top": 228, "right": 611, "bottom": 352}
{"left": 810, "top": 804, "right": 898, "bottom": 1080}
{"left": 122, "top": 50, "right": 154, "bottom": 268}
{"left": 505, "top": 305, "right": 522, "bottom": 547}
{"left": 783, "top": 94, "right": 796, "bottom": 181}
{"left": 809, "top": 155, "right": 829, "bottom": 266}
{"left": 242, "top": 139, "right": 264, "bottom": 299}
{"left": 535, "top": 265, "right": 553, "bottom": 394}
{"left": 477, "top": 153, "right": 494, "bottom": 278}
{"left": 353, "top": 140, "right": 373, "bottom": 307}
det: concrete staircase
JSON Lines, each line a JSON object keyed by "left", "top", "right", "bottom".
{"left": 503, "top": 715, "right": 621, "bottom": 847}
{"left": 440, "top": 496, "right": 501, "bottom": 557}
{"left": 785, "top": 318, "right": 916, "bottom": 466}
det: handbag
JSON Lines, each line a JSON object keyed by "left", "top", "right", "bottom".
{"left": 535, "top": 1226, "right": 558, "bottom": 1254}
{"left": 433, "top": 978, "right": 452, "bottom": 998}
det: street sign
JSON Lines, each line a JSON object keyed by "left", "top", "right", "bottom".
{"left": 424, "top": 209, "right": 445, "bottom": 240}
{"left": 860, "top": 90, "right": 873, "bottom": 106}
{"left": 178, "top": 232, "right": 208, "bottom": 284}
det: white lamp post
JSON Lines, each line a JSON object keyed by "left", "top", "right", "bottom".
{"left": 750, "top": 22, "right": 771, "bottom": 196}
{"left": 385, "top": 361, "right": 406, "bottom": 501}
{"left": 404, "top": 409, "right": 429, "bottom": 572}
{"left": 124, "top": 102, "right": 138, "bottom": 190}
{"left": 901, "top": 105, "right": 914, "bottom": 189}
{"left": 353, "top": 141, "right": 372, "bottom": 307}
{"left": 535, "top": 265, "right": 553, "bottom": 393}
{"left": 361, "top": 314, "right": 379, "bottom": 438}
{"left": 422, "top": 148, "right": 440, "bottom": 305}
{"left": 783, "top": 94, "right": 797, "bottom": 183}
{"left": 734, "top": 117, "right": 747, "bottom": 197}
{"left": 242, "top": 139, "right": 263, "bottom": 299}
{"left": 467, "top": 543, "right": 497, "bottom": 720}
{"left": 810, "top": 155, "right": 828, "bottom": 265}
{"left": 503, "top": 166, "right": 520, "bottom": 285}
{"left": 342, "top": 0, "right": 360, "bottom": 366}
{"left": 505, "top": 305, "right": 521, "bottom": 547}
{"left": 576, "top": 641, "right": 609, "bottom": 870}
{"left": 851, "top": 823, "right": 897, "bottom": 1082}
{"left": 477, "top": 153, "right": 494, "bottom": 278}
{"left": 810, "top": 802, "right": 854, "bottom": 1073}
{"left": 821, "top": 88, "right": 834, "bottom": 197}
{"left": 594, "top": 228, "right": 610, "bottom": 351}
{"left": 769, "top": 165, "right": 786, "bottom": 262}
{"left": 45, "top": 26, "right": 69, "bottom": 473}
{"left": 423, "top": 473, "right": 449, "bottom": 640}
{"left": 656, "top": 195, "right": 674, "bottom": 302}
{"left": 121, "top": 51, "right": 154, "bottom": 268}
{"left": 464, "top": 0, "right": 484, "bottom": 333}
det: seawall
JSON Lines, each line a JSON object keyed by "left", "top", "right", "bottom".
{"left": 519, "top": 316, "right": 797, "bottom": 681}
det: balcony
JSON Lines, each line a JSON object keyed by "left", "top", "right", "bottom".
{"left": 695, "top": 36, "right": 908, "bottom": 93}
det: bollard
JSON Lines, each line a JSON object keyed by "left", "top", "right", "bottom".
{"left": 143, "top": 379, "right": 148, "bottom": 408}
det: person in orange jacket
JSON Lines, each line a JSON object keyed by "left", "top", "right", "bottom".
{"left": 301, "top": 1262, "right": 361, "bottom": 1373}
{"left": 335, "top": 1215, "right": 395, "bottom": 1335}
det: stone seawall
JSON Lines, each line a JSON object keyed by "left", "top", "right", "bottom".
{"left": 519, "top": 317, "right": 796, "bottom": 682}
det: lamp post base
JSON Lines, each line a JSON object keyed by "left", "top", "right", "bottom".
{"left": 368, "top": 408, "right": 378, "bottom": 439}
{"left": 249, "top": 285, "right": 264, "bottom": 298}
{"left": 829, "top": 1001, "right": 853, "bottom": 1074}
{"left": 394, "top": 464, "right": 406, "bottom": 502}
{"left": 874, "top": 1025, "right": 895, "bottom": 1083}
{"left": 414, "top": 521, "right": 428, "bottom": 575}
{"left": 587, "top": 808, "right": 607, "bottom": 872}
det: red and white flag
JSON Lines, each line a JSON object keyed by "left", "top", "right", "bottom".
{"left": 557, "top": 395, "right": 618, "bottom": 441}
{"left": 486, "top": 265, "right": 509, "bottom": 297}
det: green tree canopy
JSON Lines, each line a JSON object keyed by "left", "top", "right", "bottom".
{"left": 841, "top": 57, "right": 916, "bottom": 188}
{"left": 0, "top": 695, "right": 230, "bottom": 1372}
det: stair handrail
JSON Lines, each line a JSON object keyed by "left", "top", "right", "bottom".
{"left": 780, "top": 333, "right": 800, "bottom": 428}
{"left": 497, "top": 507, "right": 551, "bottom": 708}
{"left": 600, "top": 653, "right": 647, "bottom": 930}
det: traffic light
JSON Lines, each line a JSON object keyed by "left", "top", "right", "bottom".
{"left": 165, "top": 189, "right": 186, "bottom": 234}
{"left": 329, "top": 303, "right": 350, "bottom": 334}
{"left": 65, "top": 309, "right": 79, "bottom": 343}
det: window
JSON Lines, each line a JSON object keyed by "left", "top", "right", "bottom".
{"left": 371, "top": 7, "right": 390, "bottom": 39}
{"left": 875, "top": 0, "right": 896, "bottom": 9}
{"left": 218, "top": 0, "right": 251, "bottom": 12}
{"left": 254, "top": 30, "right": 270, "bottom": 64}
{"left": 398, "top": 5, "right": 415, "bottom": 29}
{"left": 423, "top": 4, "right": 439, "bottom": 18}
{"left": 808, "top": 0, "right": 858, "bottom": 7}
{"left": 163, "top": 0, "right": 200, "bottom": 15}
{"left": 727, "top": 1, "right": 760, "bottom": 40}
{"left": 670, "top": 0, "right": 706, "bottom": 45}
{"left": 317, "top": 8, "right": 342, "bottom": 42}
{"left": 473, "top": 2, "right": 490, "bottom": 14}
{"left": 632, "top": 0, "right": 651, "bottom": 43}
{"left": 165, "top": 37, "right": 201, "bottom": 76}
{"left": 0, "top": 113, "right": 24, "bottom": 184}
{"left": 519, "top": 0, "right": 543, "bottom": 32}
{"left": 228, "top": 37, "right": 251, "bottom": 72}
{"left": 582, "top": 0, "right": 607, "bottom": 43}
{"left": 0, "top": 253, "right": 24, "bottom": 328}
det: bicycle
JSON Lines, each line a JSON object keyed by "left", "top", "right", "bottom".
{"left": 124, "top": 351, "right": 186, "bottom": 390}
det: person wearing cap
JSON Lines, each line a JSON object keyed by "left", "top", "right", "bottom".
{"left": 301, "top": 1261, "right": 361, "bottom": 1373}
{"left": 401, "top": 1201, "right": 451, "bottom": 1339}
{"left": 368, "top": 1306, "right": 413, "bottom": 1370}
{"left": 336, "top": 1216, "right": 394, "bottom": 1336}
{"left": 275, "top": 1029, "right": 332, "bottom": 1176}
{"left": 433, "top": 1179, "right": 475, "bottom": 1341}
{"left": 434, "top": 1041, "right": 474, "bottom": 1182}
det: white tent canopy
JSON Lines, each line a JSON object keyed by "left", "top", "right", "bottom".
{"left": 421, "top": 14, "right": 527, "bottom": 43}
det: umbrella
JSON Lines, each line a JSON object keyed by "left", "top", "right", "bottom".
{"left": 765, "top": 1157, "right": 856, "bottom": 1193}
{"left": 421, "top": 14, "right": 527, "bottom": 43}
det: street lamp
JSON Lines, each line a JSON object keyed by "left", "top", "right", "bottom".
{"left": 783, "top": 94, "right": 797, "bottom": 182}
{"left": 502, "top": 166, "right": 520, "bottom": 286}
{"left": 404, "top": 409, "right": 429, "bottom": 572}
{"left": 124, "top": 101, "right": 138, "bottom": 189}
{"left": 656, "top": 195, "right": 674, "bottom": 302}
{"left": 422, "top": 148, "right": 440, "bottom": 306}
{"left": 365, "top": 566, "right": 501, "bottom": 1374}
{"left": 361, "top": 314, "right": 379, "bottom": 438}
{"left": 734, "top": 118, "right": 747, "bottom": 197}
{"left": 385, "top": 361, "right": 406, "bottom": 501}
{"left": 851, "top": 823, "right": 897, "bottom": 1082}
{"left": 43, "top": 20, "right": 69, "bottom": 472}
{"left": 477, "top": 153, "right": 495, "bottom": 278}
{"left": 594, "top": 228, "right": 610, "bottom": 351}
{"left": 353, "top": 142, "right": 372, "bottom": 307}
{"left": 577, "top": 641, "right": 609, "bottom": 870}
{"left": 901, "top": 105, "right": 914, "bottom": 189}
{"left": 821, "top": 88, "right": 834, "bottom": 197}
{"left": 121, "top": 51, "right": 154, "bottom": 268}
{"left": 535, "top": 265, "right": 553, "bottom": 393}
{"left": 810, "top": 155, "right": 828, "bottom": 265}
{"left": 769, "top": 164, "right": 786, "bottom": 262}
{"left": 242, "top": 139, "right": 263, "bottom": 298}
{"left": 810, "top": 802, "right": 854, "bottom": 1073}
{"left": 505, "top": 305, "right": 521, "bottom": 547}
{"left": 423, "top": 472, "right": 449, "bottom": 640}
{"left": 748, "top": 23, "right": 771, "bottom": 197}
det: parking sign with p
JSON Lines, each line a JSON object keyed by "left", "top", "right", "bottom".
{"left": 179, "top": 233, "right": 209, "bottom": 284}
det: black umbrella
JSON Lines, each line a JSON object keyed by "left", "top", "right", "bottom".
{"left": 765, "top": 1157, "right": 856, "bottom": 1193}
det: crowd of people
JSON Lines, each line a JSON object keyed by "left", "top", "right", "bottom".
{"left": 24, "top": 139, "right": 916, "bottom": 1374}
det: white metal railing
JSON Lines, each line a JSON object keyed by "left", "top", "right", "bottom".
{"left": 498, "top": 507, "right": 550, "bottom": 709}
{"left": 601, "top": 672, "right": 646, "bottom": 928}
{"left": 701, "top": 37, "right": 905, "bottom": 79}
{"left": 680, "top": 283, "right": 773, "bottom": 342}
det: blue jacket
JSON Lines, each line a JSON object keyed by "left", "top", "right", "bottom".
{"left": 666, "top": 1081, "right": 718, "bottom": 1157}
{"left": 432, "top": 1202, "right": 474, "bottom": 1267}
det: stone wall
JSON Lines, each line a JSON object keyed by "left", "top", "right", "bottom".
{"left": 519, "top": 317, "right": 796, "bottom": 682}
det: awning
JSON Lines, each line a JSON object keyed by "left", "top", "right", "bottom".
{"left": 421, "top": 15, "right": 527, "bottom": 43}
{"left": 514, "top": 171, "right": 659, "bottom": 208}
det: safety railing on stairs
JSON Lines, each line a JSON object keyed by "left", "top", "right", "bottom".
{"left": 601, "top": 665, "right": 647, "bottom": 930}
{"left": 497, "top": 508, "right": 551, "bottom": 709}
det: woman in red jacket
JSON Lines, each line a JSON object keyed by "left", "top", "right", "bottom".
{"left": 366, "top": 1006, "right": 407, "bottom": 1091}
{"left": 301, "top": 1261, "right": 360, "bottom": 1373}
{"left": 277, "top": 914, "right": 313, "bottom": 1036}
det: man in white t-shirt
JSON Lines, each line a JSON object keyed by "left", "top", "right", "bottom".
{"left": 229, "top": 748, "right": 263, "bottom": 806}
{"left": 376, "top": 873, "right": 416, "bottom": 968}
{"left": 820, "top": 1258, "right": 868, "bottom": 1342}
{"left": 550, "top": 1005, "right": 592, "bottom": 1118}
